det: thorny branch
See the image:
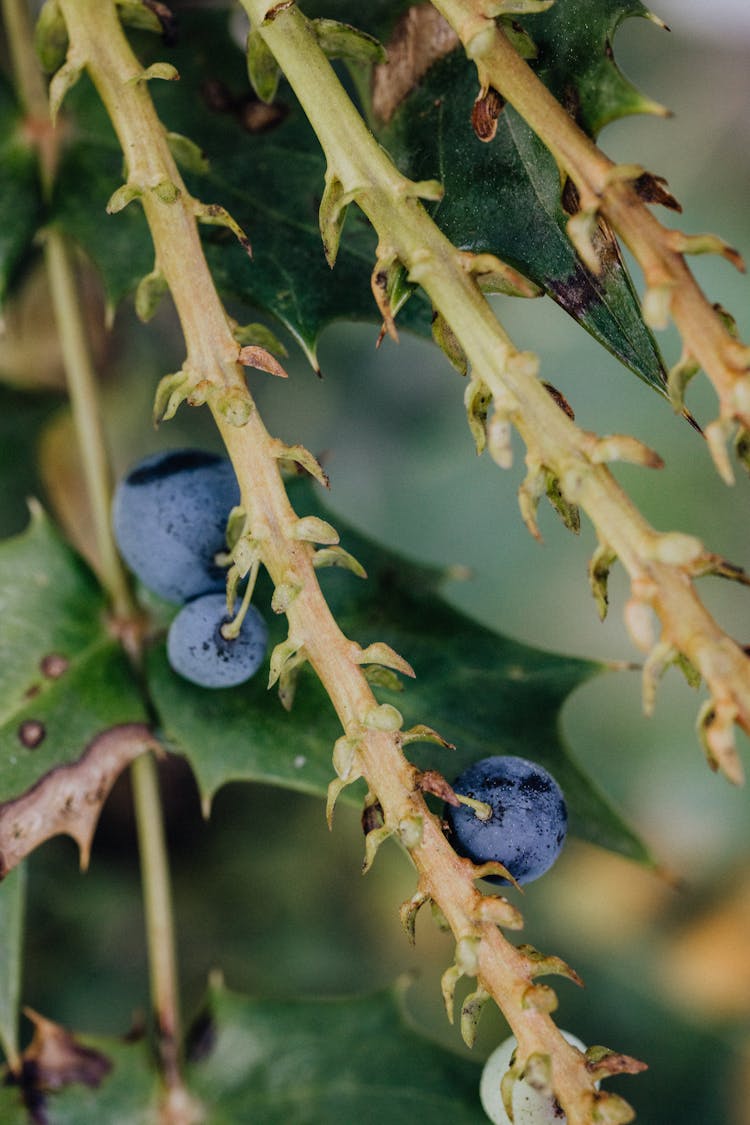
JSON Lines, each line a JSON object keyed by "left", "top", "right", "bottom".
{"left": 430, "top": 0, "right": 750, "bottom": 482}
{"left": 41, "top": 0, "right": 750, "bottom": 1120}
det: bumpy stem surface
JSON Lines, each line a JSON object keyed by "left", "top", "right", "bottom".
{"left": 53, "top": 0, "right": 750, "bottom": 1119}
{"left": 430, "top": 0, "right": 750, "bottom": 462}
{"left": 56, "top": 1, "right": 612, "bottom": 1120}
{"left": 240, "top": 0, "right": 750, "bottom": 778}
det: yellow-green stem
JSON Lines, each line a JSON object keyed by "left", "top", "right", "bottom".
{"left": 54, "top": 2, "right": 750, "bottom": 1119}
{"left": 244, "top": 0, "right": 750, "bottom": 787}
{"left": 3, "top": 0, "right": 182, "bottom": 1092}
{"left": 430, "top": 0, "right": 750, "bottom": 430}
{"left": 44, "top": 230, "right": 134, "bottom": 617}
{"left": 2, "top": 0, "right": 57, "bottom": 189}
{"left": 131, "top": 752, "right": 181, "bottom": 1087}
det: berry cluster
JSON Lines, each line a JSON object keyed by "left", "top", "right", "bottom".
{"left": 113, "top": 449, "right": 268, "bottom": 688}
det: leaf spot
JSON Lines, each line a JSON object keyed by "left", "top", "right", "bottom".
{"left": 40, "top": 653, "right": 69, "bottom": 680}
{"left": 18, "top": 720, "right": 46, "bottom": 750}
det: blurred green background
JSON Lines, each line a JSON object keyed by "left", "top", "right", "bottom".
{"left": 1, "top": 8, "right": 750, "bottom": 1123}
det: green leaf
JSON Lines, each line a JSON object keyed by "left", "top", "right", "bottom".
{"left": 0, "top": 982, "right": 484, "bottom": 1122}
{"left": 348, "top": 22, "right": 665, "bottom": 391}
{"left": 522, "top": 0, "right": 665, "bottom": 136}
{"left": 0, "top": 1026, "right": 157, "bottom": 1124}
{"left": 0, "top": 388, "right": 63, "bottom": 538}
{"left": 148, "top": 481, "right": 650, "bottom": 864}
{"left": 0, "top": 509, "right": 149, "bottom": 866}
{"left": 186, "top": 980, "right": 486, "bottom": 1123}
{"left": 50, "top": 12, "right": 432, "bottom": 365}
{"left": 0, "top": 75, "right": 44, "bottom": 309}
{"left": 0, "top": 864, "right": 25, "bottom": 1069}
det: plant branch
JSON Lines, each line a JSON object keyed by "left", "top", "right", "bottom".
{"left": 131, "top": 752, "right": 182, "bottom": 1089}
{"left": 1, "top": 0, "right": 59, "bottom": 188}
{"left": 53, "top": 2, "right": 619, "bottom": 1121}
{"left": 429, "top": 0, "right": 750, "bottom": 479}
{"left": 240, "top": 0, "right": 750, "bottom": 792}
{"left": 44, "top": 231, "right": 135, "bottom": 617}
{"left": 4, "top": 2, "right": 186, "bottom": 1106}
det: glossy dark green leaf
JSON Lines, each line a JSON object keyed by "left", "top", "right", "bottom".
{"left": 186, "top": 979, "right": 486, "bottom": 1123}
{"left": 0, "top": 75, "right": 43, "bottom": 309}
{"left": 0, "top": 388, "right": 63, "bottom": 538}
{"left": 523, "top": 0, "right": 663, "bottom": 136}
{"left": 352, "top": 28, "right": 665, "bottom": 389}
{"left": 148, "top": 480, "right": 650, "bottom": 864}
{"left": 0, "top": 982, "right": 484, "bottom": 1122}
{"left": 0, "top": 508, "right": 148, "bottom": 807}
{"left": 50, "top": 12, "right": 432, "bottom": 365}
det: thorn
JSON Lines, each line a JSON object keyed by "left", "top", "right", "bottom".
{"left": 645, "top": 10, "right": 670, "bottom": 31}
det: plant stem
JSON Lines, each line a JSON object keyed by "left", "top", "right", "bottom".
{"left": 54, "top": 4, "right": 620, "bottom": 1121}
{"left": 243, "top": 0, "right": 750, "bottom": 786}
{"left": 430, "top": 0, "right": 750, "bottom": 439}
{"left": 131, "top": 752, "right": 181, "bottom": 1087}
{"left": 1, "top": 0, "right": 57, "bottom": 188}
{"left": 3, "top": 0, "right": 184, "bottom": 1095}
{"left": 44, "top": 230, "right": 134, "bottom": 617}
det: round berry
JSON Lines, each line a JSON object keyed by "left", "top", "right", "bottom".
{"left": 480, "top": 1031, "right": 587, "bottom": 1124}
{"left": 167, "top": 593, "right": 268, "bottom": 688}
{"left": 112, "top": 449, "right": 240, "bottom": 604}
{"left": 444, "top": 755, "right": 567, "bottom": 885}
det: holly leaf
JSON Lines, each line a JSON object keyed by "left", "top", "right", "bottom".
{"left": 0, "top": 982, "right": 485, "bottom": 1122}
{"left": 0, "top": 387, "right": 63, "bottom": 538}
{"left": 147, "top": 480, "right": 650, "bottom": 864}
{"left": 50, "top": 12, "right": 432, "bottom": 366}
{"left": 187, "top": 979, "right": 486, "bottom": 1123}
{"left": 326, "top": 0, "right": 668, "bottom": 392}
{"left": 49, "top": 6, "right": 662, "bottom": 385}
{"left": 0, "top": 75, "right": 43, "bottom": 310}
{"left": 523, "top": 0, "right": 665, "bottom": 136}
{"left": 0, "top": 508, "right": 151, "bottom": 873}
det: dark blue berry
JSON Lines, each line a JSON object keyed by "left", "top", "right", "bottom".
{"left": 167, "top": 593, "right": 268, "bottom": 688}
{"left": 112, "top": 449, "right": 240, "bottom": 603}
{"left": 444, "top": 755, "right": 567, "bottom": 885}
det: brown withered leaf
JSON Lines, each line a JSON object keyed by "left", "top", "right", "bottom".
{"left": 21, "top": 1009, "right": 112, "bottom": 1092}
{"left": 0, "top": 724, "right": 158, "bottom": 877}
{"left": 372, "top": 7, "right": 458, "bottom": 124}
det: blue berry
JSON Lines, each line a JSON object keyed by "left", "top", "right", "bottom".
{"left": 112, "top": 449, "right": 240, "bottom": 603}
{"left": 167, "top": 593, "right": 268, "bottom": 688}
{"left": 445, "top": 755, "right": 567, "bottom": 885}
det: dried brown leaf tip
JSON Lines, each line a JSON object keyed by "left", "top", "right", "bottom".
{"left": 372, "top": 6, "right": 459, "bottom": 124}
{"left": 143, "top": 1, "right": 178, "bottom": 46}
{"left": 19, "top": 1008, "right": 112, "bottom": 1093}
{"left": 238, "top": 345, "right": 288, "bottom": 378}
{"left": 417, "top": 768, "right": 460, "bottom": 805}
{"left": 471, "top": 87, "right": 505, "bottom": 142}
{"left": 542, "top": 381, "right": 575, "bottom": 420}
{"left": 0, "top": 724, "right": 159, "bottom": 876}
{"left": 632, "top": 171, "right": 682, "bottom": 213}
